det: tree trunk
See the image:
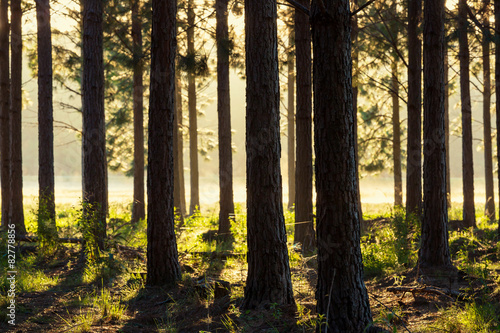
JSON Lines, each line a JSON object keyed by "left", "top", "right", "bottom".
{"left": 294, "top": 0, "right": 314, "bottom": 254}
{"left": 187, "top": 0, "right": 199, "bottom": 215}
{"left": 10, "top": 0, "right": 25, "bottom": 234}
{"left": 496, "top": 0, "right": 500, "bottom": 234}
{"left": 392, "top": 61, "right": 402, "bottom": 207}
{"left": 0, "top": 0, "right": 10, "bottom": 228}
{"left": 147, "top": 0, "right": 181, "bottom": 286}
{"left": 287, "top": 23, "right": 295, "bottom": 210}
{"left": 482, "top": 0, "right": 495, "bottom": 221}
{"left": 419, "top": 0, "right": 452, "bottom": 268}
{"left": 444, "top": 40, "right": 451, "bottom": 207}
{"left": 311, "top": 0, "right": 373, "bottom": 331}
{"left": 406, "top": 0, "right": 422, "bottom": 217}
{"left": 174, "top": 75, "right": 185, "bottom": 225}
{"left": 131, "top": 0, "right": 145, "bottom": 224}
{"left": 242, "top": 0, "right": 294, "bottom": 309}
{"left": 82, "top": 0, "right": 107, "bottom": 251}
{"left": 216, "top": 0, "right": 234, "bottom": 239}
{"left": 458, "top": 0, "right": 476, "bottom": 228}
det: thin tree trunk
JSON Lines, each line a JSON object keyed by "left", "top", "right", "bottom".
{"left": 187, "top": 0, "right": 199, "bottom": 215}
{"left": 406, "top": 0, "right": 422, "bottom": 217}
{"left": 147, "top": 0, "right": 181, "bottom": 286}
{"left": 311, "top": 0, "right": 373, "bottom": 330}
{"left": 176, "top": 74, "right": 187, "bottom": 218}
{"left": 482, "top": 0, "right": 495, "bottom": 221}
{"left": 82, "top": 0, "right": 107, "bottom": 251}
{"left": 216, "top": 0, "right": 234, "bottom": 239}
{"left": 0, "top": 0, "right": 10, "bottom": 228}
{"left": 131, "top": 0, "right": 145, "bottom": 224}
{"left": 242, "top": 0, "right": 294, "bottom": 309}
{"left": 10, "top": 0, "right": 25, "bottom": 233}
{"left": 287, "top": 23, "right": 295, "bottom": 210}
{"left": 458, "top": 0, "right": 476, "bottom": 228}
{"left": 392, "top": 61, "right": 402, "bottom": 207}
{"left": 174, "top": 75, "right": 185, "bottom": 225}
{"left": 294, "top": 0, "right": 314, "bottom": 254}
{"left": 445, "top": 41, "right": 451, "bottom": 207}
{"left": 419, "top": 0, "right": 452, "bottom": 268}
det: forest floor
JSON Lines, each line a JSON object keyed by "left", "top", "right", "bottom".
{"left": 1, "top": 203, "right": 500, "bottom": 332}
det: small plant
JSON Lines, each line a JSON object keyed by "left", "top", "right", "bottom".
{"left": 35, "top": 197, "right": 59, "bottom": 256}
{"left": 93, "top": 288, "right": 127, "bottom": 323}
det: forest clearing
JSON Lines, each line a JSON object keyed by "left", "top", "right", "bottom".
{"left": 1, "top": 202, "right": 500, "bottom": 332}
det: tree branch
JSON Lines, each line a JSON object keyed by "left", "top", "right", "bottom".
{"left": 283, "top": 0, "right": 310, "bottom": 16}
{"left": 351, "top": 0, "right": 377, "bottom": 17}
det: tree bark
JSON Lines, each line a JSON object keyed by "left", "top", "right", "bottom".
{"left": 242, "top": 0, "right": 294, "bottom": 309}
{"left": 131, "top": 0, "right": 145, "bottom": 224}
{"left": 392, "top": 60, "right": 402, "bottom": 207}
{"left": 0, "top": 0, "right": 10, "bottom": 228}
{"left": 287, "top": 23, "right": 295, "bottom": 210}
{"left": 311, "top": 0, "right": 373, "bottom": 331}
{"left": 406, "top": 0, "right": 422, "bottom": 217}
{"left": 10, "top": 0, "right": 25, "bottom": 234}
{"left": 216, "top": 0, "right": 234, "bottom": 239}
{"left": 458, "top": 0, "right": 476, "bottom": 228}
{"left": 444, "top": 40, "right": 451, "bottom": 207}
{"left": 482, "top": 0, "right": 495, "bottom": 221}
{"left": 187, "top": 0, "right": 200, "bottom": 215}
{"left": 294, "top": 0, "right": 314, "bottom": 254}
{"left": 147, "top": 0, "right": 181, "bottom": 286}
{"left": 82, "top": 0, "right": 107, "bottom": 251}
{"left": 419, "top": 0, "right": 452, "bottom": 268}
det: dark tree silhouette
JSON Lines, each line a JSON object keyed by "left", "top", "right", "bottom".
{"left": 294, "top": 0, "right": 314, "bottom": 253}
{"left": 131, "top": 0, "right": 145, "bottom": 224}
{"left": 406, "top": 0, "right": 422, "bottom": 217}
{"left": 311, "top": 0, "right": 373, "bottom": 330}
{"left": 146, "top": 0, "right": 181, "bottom": 286}
{"left": 10, "top": 0, "right": 25, "bottom": 233}
{"left": 482, "top": 0, "right": 495, "bottom": 221}
{"left": 216, "top": 0, "right": 234, "bottom": 239}
{"left": 242, "top": 0, "right": 294, "bottom": 309}
{"left": 82, "top": 0, "right": 107, "bottom": 251}
{"left": 419, "top": 0, "right": 452, "bottom": 268}
{"left": 458, "top": 0, "right": 476, "bottom": 228}
{"left": 0, "top": 0, "right": 10, "bottom": 228}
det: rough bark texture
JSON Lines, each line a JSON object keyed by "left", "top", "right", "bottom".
{"left": 82, "top": 0, "right": 107, "bottom": 251}
{"left": 287, "top": 23, "right": 295, "bottom": 210}
{"left": 242, "top": 0, "right": 294, "bottom": 309}
{"left": 311, "top": 0, "right": 373, "bottom": 331}
{"left": 496, "top": 0, "right": 500, "bottom": 235}
{"left": 131, "top": 0, "right": 145, "bottom": 224}
{"left": 147, "top": 0, "right": 181, "bottom": 286}
{"left": 10, "top": 0, "right": 25, "bottom": 233}
{"left": 0, "top": 0, "right": 10, "bottom": 228}
{"left": 294, "top": 0, "right": 314, "bottom": 254}
{"left": 392, "top": 61, "right": 402, "bottom": 207}
{"left": 482, "top": 0, "right": 495, "bottom": 221}
{"left": 216, "top": 0, "right": 234, "bottom": 239}
{"left": 458, "top": 0, "right": 476, "bottom": 228}
{"left": 187, "top": 0, "right": 199, "bottom": 215}
{"left": 419, "top": 0, "right": 452, "bottom": 268}
{"left": 444, "top": 42, "right": 451, "bottom": 207}
{"left": 406, "top": 0, "right": 422, "bottom": 217}
{"left": 174, "top": 75, "right": 185, "bottom": 224}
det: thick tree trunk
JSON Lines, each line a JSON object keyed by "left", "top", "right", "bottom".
{"left": 82, "top": 0, "right": 107, "bottom": 251}
{"left": 482, "top": 0, "right": 495, "bottom": 221}
{"left": 147, "top": 0, "right": 181, "bottom": 286}
{"left": 444, "top": 42, "right": 451, "bottom": 207}
{"left": 287, "top": 24, "right": 295, "bottom": 210}
{"left": 242, "top": 0, "right": 294, "bottom": 309}
{"left": 187, "top": 0, "right": 200, "bottom": 215}
{"left": 294, "top": 0, "right": 314, "bottom": 254}
{"left": 419, "top": 0, "right": 452, "bottom": 268}
{"left": 10, "top": 0, "right": 25, "bottom": 234}
{"left": 216, "top": 0, "right": 234, "bottom": 239}
{"left": 311, "top": 0, "right": 373, "bottom": 331}
{"left": 174, "top": 76, "right": 185, "bottom": 225}
{"left": 131, "top": 0, "right": 145, "bottom": 224}
{"left": 458, "top": 0, "right": 476, "bottom": 228}
{"left": 406, "top": 0, "right": 422, "bottom": 217}
{"left": 392, "top": 61, "right": 402, "bottom": 207}
{"left": 0, "top": 0, "right": 10, "bottom": 228}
